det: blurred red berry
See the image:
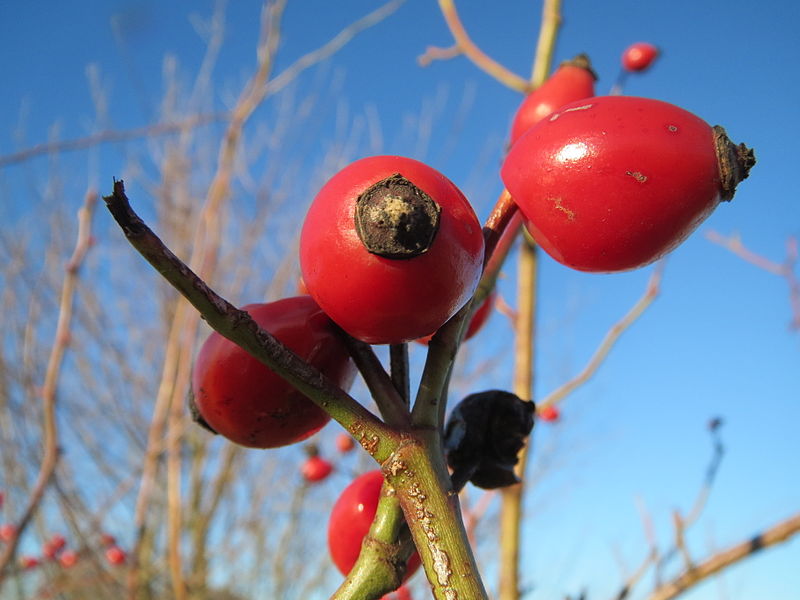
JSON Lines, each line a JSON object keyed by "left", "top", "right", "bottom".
{"left": 43, "top": 541, "right": 58, "bottom": 560}
{"left": 0, "top": 524, "right": 16, "bottom": 543}
{"left": 59, "top": 550, "right": 78, "bottom": 568}
{"left": 302, "top": 455, "right": 333, "bottom": 483}
{"left": 20, "top": 556, "right": 39, "bottom": 570}
{"left": 621, "top": 42, "right": 659, "bottom": 72}
{"left": 100, "top": 533, "right": 116, "bottom": 547}
{"left": 538, "top": 404, "right": 560, "bottom": 422}
{"left": 0, "top": 491, "right": 4, "bottom": 509}
{"left": 335, "top": 433, "right": 355, "bottom": 454}
{"left": 105, "top": 546, "right": 126, "bottom": 565}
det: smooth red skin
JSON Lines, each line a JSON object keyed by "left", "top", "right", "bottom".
{"left": 502, "top": 96, "right": 722, "bottom": 273}
{"left": 416, "top": 291, "right": 496, "bottom": 345}
{"left": 192, "top": 297, "right": 357, "bottom": 448}
{"left": 300, "top": 156, "right": 485, "bottom": 344}
{"left": 622, "top": 42, "right": 659, "bottom": 72}
{"left": 106, "top": 546, "right": 126, "bottom": 565}
{"left": 327, "top": 470, "right": 421, "bottom": 579}
{"left": 335, "top": 432, "right": 356, "bottom": 453}
{"left": 510, "top": 63, "right": 596, "bottom": 145}
{"left": 302, "top": 455, "right": 333, "bottom": 482}
{"left": 538, "top": 405, "right": 560, "bottom": 422}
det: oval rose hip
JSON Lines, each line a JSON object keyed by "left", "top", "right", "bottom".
{"left": 509, "top": 54, "right": 596, "bottom": 145}
{"left": 300, "top": 156, "right": 484, "bottom": 344}
{"left": 501, "top": 96, "right": 755, "bottom": 272}
{"left": 622, "top": 42, "right": 659, "bottom": 72}
{"left": 191, "top": 296, "right": 356, "bottom": 448}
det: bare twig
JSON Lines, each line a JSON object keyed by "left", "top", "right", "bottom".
{"left": 707, "top": 231, "right": 800, "bottom": 329}
{"left": 539, "top": 263, "right": 664, "bottom": 410}
{"left": 0, "top": 191, "right": 97, "bottom": 580}
{"left": 648, "top": 513, "right": 800, "bottom": 600}
{"left": 434, "top": 0, "right": 532, "bottom": 92}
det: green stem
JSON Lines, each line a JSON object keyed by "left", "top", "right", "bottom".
{"left": 330, "top": 483, "right": 414, "bottom": 600}
{"left": 385, "top": 430, "right": 489, "bottom": 600}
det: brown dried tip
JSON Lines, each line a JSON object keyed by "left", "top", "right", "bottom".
{"left": 561, "top": 53, "right": 598, "bottom": 81}
{"left": 714, "top": 125, "right": 756, "bottom": 201}
{"left": 355, "top": 173, "right": 441, "bottom": 259}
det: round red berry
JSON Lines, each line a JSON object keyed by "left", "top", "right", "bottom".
{"left": 59, "top": 550, "right": 78, "bottom": 568}
{"left": 328, "top": 470, "right": 421, "bottom": 579}
{"left": 502, "top": 96, "right": 754, "bottom": 272}
{"left": 538, "top": 404, "right": 560, "bottom": 422}
{"left": 192, "top": 296, "right": 357, "bottom": 448}
{"left": 105, "top": 546, "right": 126, "bottom": 565}
{"left": 335, "top": 433, "right": 356, "bottom": 453}
{"left": 622, "top": 42, "right": 659, "bottom": 72}
{"left": 300, "top": 156, "right": 485, "bottom": 344}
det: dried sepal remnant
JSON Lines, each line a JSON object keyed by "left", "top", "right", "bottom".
{"left": 355, "top": 173, "right": 442, "bottom": 259}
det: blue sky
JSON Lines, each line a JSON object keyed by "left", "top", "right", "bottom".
{"left": 1, "top": 1, "right": 798, "bottom": 599}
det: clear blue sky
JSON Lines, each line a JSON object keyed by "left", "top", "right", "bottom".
{"left": 1, "top": 1, "right": 798, "bottom": 599}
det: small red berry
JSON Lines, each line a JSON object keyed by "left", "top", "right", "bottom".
{"left": 622, "top": 42, "right": 659, "bottom": 72}
{"left": 510, "top": 54, "right": 596, "bottom": 145}
{"left": 0, "top": 491, "right": 4, "bottom": 509}
{"left": 502, "top": 96, "right": 755, "bottom": 272}
{"left": 0, "top": 524, "right": 16, "bottom": 543}
{"left": 302, "top": 455, "right": 333, "bottom": 483}
{"left": 335, "top": 433, "right": 355, "bottom": 453}
{"left": 100, "top": 533, "right": 116, "bottom": 547}
{"left": 382, "top": 586, "right": 413, "bottom": 600}
{"left": 538, "top": 405, "right": 560, "bottom": 422}
{"left": 20, "top": 556, "right": 39, "bottom": 570}
{"left": 59, "top": 550, "right": 78, "bottom": 568}
{"left": 105, "top": 546, "right": 126, "bottom": 565}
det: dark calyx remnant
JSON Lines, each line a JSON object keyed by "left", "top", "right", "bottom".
{"left": 713, "top": 125, "right": 756, "bottom": 201}
{"left": 355, "top": 173, "right": 441, "bottom": 259}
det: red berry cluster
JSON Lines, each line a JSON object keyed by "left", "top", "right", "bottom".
{"left": 182, "top": 39, "right": 753, "bottom": 594}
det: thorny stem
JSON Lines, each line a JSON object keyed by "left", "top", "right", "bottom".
{"left": 0, "top": 191, "right": 98, "bottom": 583}
{"left": 103, "top": 181, "right": 397, "bottom": 462}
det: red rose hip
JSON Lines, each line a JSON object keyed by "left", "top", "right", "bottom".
{"left": 300, "top": 156, "right": 484, "bottom": 344}
{"left": 192, "top": 296, "right": 357, "bottom": 448}
{"left": 622, "top": 42, "right": 659, "bottom": 72}
{"left": 501, "top": 96, "right": 755, "bottom": 272}
{"left": 509, "top": 54, "right": 596, "bottom": 145}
